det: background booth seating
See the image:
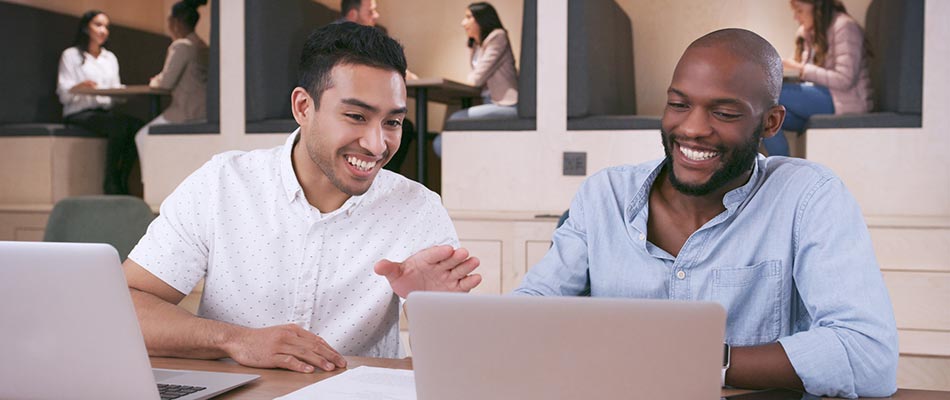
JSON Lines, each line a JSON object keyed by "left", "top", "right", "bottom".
{"left": 442, "top": 0, "right": 537, "bottom": 131}
{"left": 0, "top": 2, "right": 169, "bottom": 204}
{"left": 565, "top": 0, "right": 659, "bottom": 131}
{"left": 805, "top": 0, "right": 923, "bottom": 130}
{"left": 243, "top": 0, "right": 338, "bottom": 134}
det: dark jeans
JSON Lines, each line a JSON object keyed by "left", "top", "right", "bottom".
{"left": 763, "top": 83, "right": 835, "bottom": 157}
{"left": 65, "top": 108, "right": 143, "bottom": 194}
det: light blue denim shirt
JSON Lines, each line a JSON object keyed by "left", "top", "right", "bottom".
{"left": 515, "top": 155, "right": 898, "bottom": 398}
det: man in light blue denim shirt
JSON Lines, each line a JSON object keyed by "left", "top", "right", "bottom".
{"left": 515, "top": 29, "right": 898, "bottom": 398}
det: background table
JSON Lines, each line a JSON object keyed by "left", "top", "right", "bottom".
{"left": 72, "top": 85, "right": 171, "bottom": 119}
{"left": 406, "top": 78, "right": 481, "bottom": 186}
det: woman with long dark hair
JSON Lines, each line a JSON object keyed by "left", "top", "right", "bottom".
{"left": 764, "top": 0, "right": 872, "bottom": 157}
{"left": 136, "top": 0, "right": 208, "bottom": 181}
{"left": 57, "top": 10, "right": 143, "bottom": 194}
{"left": 435, "top": 2, "right": 518, "bottom": 156}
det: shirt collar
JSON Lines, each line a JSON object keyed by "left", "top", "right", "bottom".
{"left": 279, "top": 130, "right": 303, "bottom": 203}
{"left": 279, "top": 129, "right": 369, "bottom": 215}
{"left": 721, "top": 154, "right": 764, "bottom": 211}
{"left": 626, "top": 155, "right": 765, "bottom": 219}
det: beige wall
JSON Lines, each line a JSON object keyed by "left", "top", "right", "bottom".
{"left": 618, "top": 0, "right": 872, "bottom": 116}
{"left": 1, "top": 0, "right": 211, "bottom": 43}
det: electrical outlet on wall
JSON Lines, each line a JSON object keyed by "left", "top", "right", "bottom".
{"left": 563, "top": 152, "right": 587, "bottom": 176}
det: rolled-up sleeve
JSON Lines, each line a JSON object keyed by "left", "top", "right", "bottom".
{"left": 127, "top": 157, "right": 220, "bottom": 295}
{"left": 778, "top": 177, "right": 898, "bottom": 398}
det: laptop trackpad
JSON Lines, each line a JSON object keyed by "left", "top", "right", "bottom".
{"left": 153, "top": 369, "right": 187, "bottom": 382}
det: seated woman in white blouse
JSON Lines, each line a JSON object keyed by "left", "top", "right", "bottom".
{"left": 57, "top": 10, "right": 143, "bottom": 195}
{"left": 135, "top": 0, "right": 209, "bottom": 181}
{"left": 434, "top": 2, "right": 518, "bottom": 157}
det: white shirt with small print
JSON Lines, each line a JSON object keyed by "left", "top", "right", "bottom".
{"left": 128, "top": 130, "right": 458, "bottom": 358}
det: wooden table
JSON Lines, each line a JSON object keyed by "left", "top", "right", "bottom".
{"left": 406, "top": 78, "right": 481, "bottom": 186}
{"left": 72, "top": 85, "right": 171, "bottom": 119}
{"left": 150, "top": 356, "right": 949, "bottom": 399}
{"left": 151, "top": 356, "right": 411, "bottom": 399}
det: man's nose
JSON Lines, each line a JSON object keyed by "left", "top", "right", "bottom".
{"left": 359, "top": 124, "right": 387, "bottom": 156}
{"left": 678, "top": 108, "right": 713, "bottom": 139}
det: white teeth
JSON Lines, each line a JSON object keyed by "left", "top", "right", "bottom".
{"left": 346, "top": 156, "right": 377, "bottom": 171}
{"left": 679, "top": 146, "right": 718, "bottom": 161}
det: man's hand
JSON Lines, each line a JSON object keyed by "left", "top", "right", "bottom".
{"left": 223, "top": 324, "right": 347, "bottom": 373}
{"left": 374, "top": 245, "right": 481, "bottom": 298}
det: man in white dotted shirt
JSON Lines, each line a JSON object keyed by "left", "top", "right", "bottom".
{"left": 123, "top": 22, "right": 480, "bottom": 374}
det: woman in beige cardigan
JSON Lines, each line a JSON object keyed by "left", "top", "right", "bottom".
{"left": 135, "top": 0, "right": 209, "bottom": 177}
{"left": 764, "top": 0, "right": 872, "bottom": 157}
{"left": 435, "top": 2, "right": 518, "bottom": 156}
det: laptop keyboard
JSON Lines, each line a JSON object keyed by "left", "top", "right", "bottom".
{"left": 157, "top": 383, "right": 206, "bottom": 399}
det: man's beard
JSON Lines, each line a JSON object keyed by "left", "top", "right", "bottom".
{"left": 661, "top": 123, "right": 762, "bottom": 197}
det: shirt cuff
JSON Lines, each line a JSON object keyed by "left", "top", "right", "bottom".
{"left": 778, "top": 328, "right": 856, "bottom": 398}
{"left": 800, "top": 63, "right": 818, "bottom": 83}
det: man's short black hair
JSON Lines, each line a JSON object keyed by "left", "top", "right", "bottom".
{"left": 298, "top": 22, "right": 407, "bottom": 109}
{"left": 340, "top": 0, "right": 362, "bottom": 18}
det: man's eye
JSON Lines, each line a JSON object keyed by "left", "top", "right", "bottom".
{"left": 667, "top": 102, "right": 688, "bottom": 110}
{"left": 385, "top": 119, "right": 403, "bottom": 128}
{"left": 345, "top": 113, "right": 366, "bottom": 122}
{"left": 713, "top": 111, "right": 741, "bottom": 120}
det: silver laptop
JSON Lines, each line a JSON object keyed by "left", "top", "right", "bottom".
{"left": 408, "top": 292, "right": 726, "bottom": 400}
{"left": 0, "top": 241, "right": 259, "bottom": 400}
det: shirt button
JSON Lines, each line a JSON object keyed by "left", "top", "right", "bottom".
{"left": 676, "top": 270, "right": 686, "bottom": 280}
{"left": 638, "top": 233, "right": 646, "bottom": 241}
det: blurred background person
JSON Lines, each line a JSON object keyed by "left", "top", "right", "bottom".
{"left": 435, "top": 2, "right": 518, "bottom": 157}
{"left": 136, "top": 0, "right": 209, "bottom": 182}
{"left": 340, "top": 0, "right": 419, "bottom": 173}
{"left": 57, "top": 10, "right": 143, "bottom": 195}
{"left": 764, "top": 0, "right": 872, "bottom": 157}
{"left": 341, "top": 0, "right": 379, "bottom": 26}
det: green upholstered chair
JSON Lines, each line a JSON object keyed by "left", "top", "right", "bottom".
{"left": 43, "top": 195, "right": 155, "bottom": 261}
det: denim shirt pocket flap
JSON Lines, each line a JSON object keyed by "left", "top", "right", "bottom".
{"left": 713, "top": 260, "right": 784, "bottom": 345}
{"left": 714, "top": 260, "right": 782, "bottom": 287}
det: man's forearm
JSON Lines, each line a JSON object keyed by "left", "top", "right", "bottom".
{"left": 726, "top": 342, "right": 804, "bottom": 391}
{"left": 129, "top": 288, "right": 246, "bottom": 360}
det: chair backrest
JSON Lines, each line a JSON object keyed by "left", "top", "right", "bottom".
{"left": 556, "top": 209, "right": 570, "bottom": 229}
{"left": 244, "top": 0, "right": 338, "bottom": 123}
{"left": 516, "top": 0, "right": 537, "bottom": 119}
{"left": 43, "top": 196, "right": 156, "bottom": 261}
{"left": 566, "top": 0, "right": 637, "bottom": 118}
{"left": 865, "top": 0, "right": 923, "bottom": 114}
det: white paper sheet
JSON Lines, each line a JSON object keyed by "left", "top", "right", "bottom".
{"left": 275, "top": 366, "right": 416, "bottom": 400}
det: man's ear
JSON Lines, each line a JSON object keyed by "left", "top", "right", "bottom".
{"left": 761, "top": 104, "right": 787, "bottom": 139}
{"left": 345, "top": 9, "right": 358, "bottom": 22}
{"left": 291, "top": 87, "right": 313, "bottom": 126}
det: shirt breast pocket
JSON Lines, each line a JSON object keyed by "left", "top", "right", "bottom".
{"left": 712, "top": 260, "right": 783, "bottom": 346}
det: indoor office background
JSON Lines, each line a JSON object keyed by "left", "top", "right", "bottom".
{"left": 0, "top": 0, "right": 946, "bottom": 393}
